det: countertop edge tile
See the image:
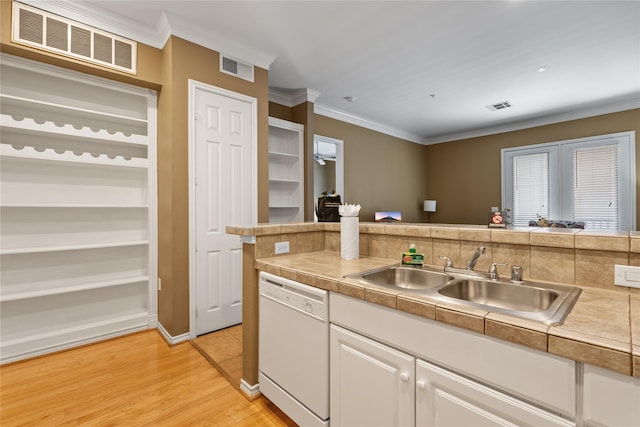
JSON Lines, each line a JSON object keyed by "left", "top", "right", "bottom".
{"left": 337, "top": 280, "right": 365, "bottom": 300}
{"left": 548, "top": 335, "right": 631, "bottom": 375}
{"left": 365, "top": 288, "right": 397, "bottom": 309}
{"left": 436, "top": 306, "right": 485, "bottom": 334}
{"left": 397, "top": 295, "right": 436, "bottom": 320}
{"left": 485, "top": 319, "right": 548, "bottom": 352}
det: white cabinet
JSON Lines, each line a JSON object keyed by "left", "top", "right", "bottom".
{"left": 583, "top": 363, "right": 640, "bottom": 427}
{"left": 268, "top": 117, "right": 304, "bottom": 223}
{"left": 330, "top": 293, "right": 577, "bottom": 427}
{"left": 416, "top": 359, "right": 574, "bottom": 427}
{"left": 330, "top": 324, "right": 415, "bottom": 427}
{"left": 0, "top": 53, "right": 157, "bottom": 363}
{"left": 330, "top": 293, "right": 576, "bottom": 418}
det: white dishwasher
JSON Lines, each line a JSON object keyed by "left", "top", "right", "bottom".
{"left": 259, "top": 271, "right": 329, "bottom": 427}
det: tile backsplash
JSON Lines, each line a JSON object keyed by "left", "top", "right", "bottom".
{"left": 234, "top": 222, "right": 639, "bottom": 293}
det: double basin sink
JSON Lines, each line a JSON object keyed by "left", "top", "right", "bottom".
{"left": 346, "top": 265, "right": 582, "bottom": 325}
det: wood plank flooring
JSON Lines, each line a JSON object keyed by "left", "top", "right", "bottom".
{"left": 0, "top": 330, "right": 296, "bottom": 426}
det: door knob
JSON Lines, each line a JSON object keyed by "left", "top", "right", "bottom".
{"left": 400, "top": 372, "right": 410, "bottom": 382}
{"left": 416, "top": 381, "right": 427, "bottom": 391}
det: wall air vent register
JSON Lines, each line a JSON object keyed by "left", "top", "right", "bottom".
{"left": 11, "top": 1, "right": 137, "bottom": 74}
{"left": 220, "top": 54, "right": 255, "bottom": 82}
{"left": 486, "top": 101, "right": 513, "bottom": 111}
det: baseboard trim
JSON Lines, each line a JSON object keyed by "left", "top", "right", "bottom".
{"left": 156, "top": 323, "right": 190, "bottom": 346}
{"left": 240, "top": 379, "right": 261, "bottom": 400}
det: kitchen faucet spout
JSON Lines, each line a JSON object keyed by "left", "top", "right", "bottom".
{"left": 466, "top": 246, "right": 486, "bottom": 270}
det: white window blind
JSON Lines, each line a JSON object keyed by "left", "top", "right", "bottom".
{"left": 571, "top": 144, "right": 618, "bottom": 229}
{"left": 512, "top": 152, "right": 549, "bottom": 227}
{"left": 502, "top": 131, "right": 635, "bottom": 231}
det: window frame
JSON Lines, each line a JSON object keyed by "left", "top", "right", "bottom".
{"left": 501, "top": 131, "right": 636, "bottom": 231}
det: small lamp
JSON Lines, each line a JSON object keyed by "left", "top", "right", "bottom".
{"left": 423, "top": 200, "right": 437, "bottom": 223}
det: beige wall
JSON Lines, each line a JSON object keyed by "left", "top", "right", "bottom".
{"left": 425, "top": 109, "right": 640, "bottom": 226}
{"left": 314, "top": 115, "right": 430, "bottom": 223}
{"left": 157, "top": 36, "right": 269, "bottom": 336}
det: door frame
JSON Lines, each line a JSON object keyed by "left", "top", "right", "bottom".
{"left": 187, "top": 79, "right": 258, "bottom": 339}
{"left": 313, "top": 134, "right": 344, "bottom": 201}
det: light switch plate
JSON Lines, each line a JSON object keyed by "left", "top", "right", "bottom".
{"left": 275, "top": 241, "right": 290, "bottom": 255}
{"left": 614, "top": 265, "right": 640, "bottom": 288}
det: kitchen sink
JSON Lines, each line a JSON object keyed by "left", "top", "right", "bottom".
{"left": 348, "top": 265, "right": 453, "bottom": 291}
{"left": 437, "top": 278, "right": 581, "bottom": 325}
{"left": 346, "top": 265, "right": 582, "bottom": 325}
{"left": 438, "top": 279, "right": 558, "bottom": 312}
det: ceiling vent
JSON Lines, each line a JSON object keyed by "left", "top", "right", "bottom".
{"left": 486, "top": 101, "right": 513, "bottom": 111}
{"left": 220, "top": 54, "right": 254, "bottom": 82}
{"left": 11, "top": 1, "right": 137, "bottom": 74}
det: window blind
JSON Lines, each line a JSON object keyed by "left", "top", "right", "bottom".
{"left": 512, "top": 152, "right": 549, "bottom": 227}
{"left": 571, "top": 144, "right": 618, "bottom": 229}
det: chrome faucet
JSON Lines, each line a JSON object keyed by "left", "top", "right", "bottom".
{"left": 466, "top": 246, "right": 486, "bottom": 270}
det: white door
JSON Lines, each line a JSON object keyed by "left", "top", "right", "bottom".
{"left": 192, "top": 84, "right": 255, "bottom": 336}
{"left": 330, "top": 324, "right": 415, "bottom": 427}
{"left": 416, "top": 359, "right": 574, "bottom": 427}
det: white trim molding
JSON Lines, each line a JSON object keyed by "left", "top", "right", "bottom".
{"left": 240, "top": 379, "right": 261, "bottom": 400}
{"left": 269, "top": 88, "right": 320, "bottom": 107}
{"left": 156, "top": 323, "right": 190, "bottom": 346}
{"left": 314, "top": 103, "right": 428, "bottom": 145}
{"left": 188, "top": 80, "right": 258, "bottom": 339}
{"left": 428, "top": 97, "right": 640, "bottom": 145}
{"left": 16, "top": 0, "right": 275, "bottom": 70}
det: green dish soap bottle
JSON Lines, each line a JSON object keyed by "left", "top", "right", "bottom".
{"left": 402, "top": 244, "right": 424, "bottom": 266}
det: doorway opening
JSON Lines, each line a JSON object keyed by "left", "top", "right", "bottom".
{"left": 313, "top": 135, "right": 344, "bottom": 209}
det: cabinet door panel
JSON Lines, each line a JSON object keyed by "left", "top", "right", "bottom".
{"left": 330, "top": 324, "right": 414, "bottom": 427}
{"left": 416, "top": 359, "right": 574, "bottom": 427}
{"left": 583, "top": 364, "right": 640, "bottom": 427}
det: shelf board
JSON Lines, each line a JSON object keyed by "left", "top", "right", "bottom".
{"left": 269, "top": 205, "right": 302, "bottom": 209}
{"left": 0, "top": 311, "right": 149, "bottom": 348}
{"left": 0, "top": 276, "right": 150, "bottom": 302}
{"left": 0, "top": 204, "right": 148, "bottom": 209}
{"left": 0, "top": 94, "right": 148, "bottom": 126}
{"left": 1, "top": 240, "right": 149, "bottom": 255}
{"left": 269, "top": 178, "right": 300, "bottom": 184}
{"left": 268, "top": 151, "right": 299, "bottom": 159}
{"left": 2, "top": 114, "right": 148, "bottom": 147}
{"left": 0, "top": 143, "right": 148, "bottom": 168}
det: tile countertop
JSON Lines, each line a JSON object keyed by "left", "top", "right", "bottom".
{"left": 255, "top": 250, "right": 640, "bottom": 378}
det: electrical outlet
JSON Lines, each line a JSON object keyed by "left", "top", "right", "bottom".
{"left": 614, "top": 265, "right": 640, "bottom": 288}
{"left": 275, "top": 241, "right": 290, "bottom": 255}
{"left": 158, "top": 277, "right": 162, "bottom": 291}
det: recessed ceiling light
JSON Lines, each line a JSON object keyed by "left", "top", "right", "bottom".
{"left": 537, "top": 66, "right": 550, "bottom": 72}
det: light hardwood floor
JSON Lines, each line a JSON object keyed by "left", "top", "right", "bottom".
{"left": 0, "top": 330, "right": 296, "bottom": 426}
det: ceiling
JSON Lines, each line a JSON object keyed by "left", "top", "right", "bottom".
{"left": 28, "top": 1, "right": 640, "bottom": 144}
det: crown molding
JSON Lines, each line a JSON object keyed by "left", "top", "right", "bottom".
{"left": 15, "top": 0, "right": 275, "bottom": 68}
{"left": 269, "top": 88, "right": 320, "bottom": 107}
{"left": 314, "top": 104, "right": 427, "bottom": 145}
{"left": 427, "top": 97, "right": 640, "bottom": 145}
{"left": 165, "top": 13, "right": 275, "bottom": 70}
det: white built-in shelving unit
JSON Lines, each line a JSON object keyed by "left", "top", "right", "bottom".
{"left": 0, "top": 53, "right": 157, "bottom": 364}
{"left": 268, "top": 117, "right": 304, "bottom": 223}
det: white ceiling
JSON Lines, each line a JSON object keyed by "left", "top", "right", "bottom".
{"left": 27, "top": 1, "right": 640, "bottom": 144}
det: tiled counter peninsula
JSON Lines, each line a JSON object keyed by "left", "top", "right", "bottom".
{"left": 226, "top": 222, "right": 640, "bottom": 400}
